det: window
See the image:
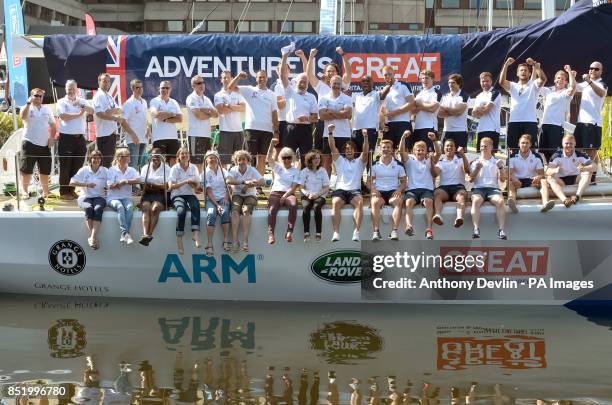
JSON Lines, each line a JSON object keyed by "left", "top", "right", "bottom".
{"left": 524, "top": 0, "right": 541, "bottom": 9}
{"left": 340, "top": 21, "right": 361, "bottom": 34}
{"left": 369, "top": 23, "right": 379, "bottom": 30}
{"left": 441, "top": 0, "right": 460, "bottom": 8}
{"left": 388, "top": 23, "right": 400, "bottom": 30}
{"left": 168, "top": 20, "right": 184, "bottom": 32}
{"left": 40, "top": 7, "right": 54, "bottom": 22}
{"left": 469, "top": 0, "right": 481, "bottom": 8}
{"left": 206, "top": 21, "right": 227, "bottom": 32}
{"left": 281, "top": 21, "right": 314, "bottom": 33}
{"left": 24, "top": 2, "right": 38, "bottom": 18}
{"left": 238, "top": 0, "right": 270, "bottom": 2}
{"left": 68, "top": 17, "right": 81, "bottom": 26}
{"left": 146, "top": 20, "right": 166, "bottom": 32}
{"left": 555, "top": 0, "right": 569, "bottom": 9}
{"left": 495, "top": 0, "right": 513, "bottom": 8}
{"left": 440, "top": 26, "right": 460, "bottom": 34}
{"left": 425, "top": 0, "right": 435, "bottom": 8}
{"left": 408, "top": 23, "right": 420, "bottom": 30}
{"left": 250, "top": 21, "right": 270, "bottom": 32}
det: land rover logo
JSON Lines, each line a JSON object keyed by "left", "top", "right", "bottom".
{"left": 310, "top": 250, "right": 372, "bottom": 284}
{"left": 48, "top": 240, "right": 86, "bottom": 276}
{"left": 310, "top": 321, "right": 383, "bottom": 365}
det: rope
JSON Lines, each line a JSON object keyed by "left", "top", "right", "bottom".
{"left": 279, "top": 0, "right": 294, "bottom": 35}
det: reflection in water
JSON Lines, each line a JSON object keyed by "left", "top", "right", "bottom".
{"left": 0, "top": 296, "right": 611, "bottom": 403}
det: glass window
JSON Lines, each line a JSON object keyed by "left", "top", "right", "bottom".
{"left": 495, "top": 0, "right": 513, "bottom": 9}
{"left": 388, "top": 23, "right": 400, "bottom": 30}
{"left": 469, "top": 0, "right": 481, "bottom": 8}
{"left": 425, "top": 0, "right": 435, "bottom": 8}
{"left": 147, "top": 20, "right": 166, "bottom": 32}
{"left": 555, "top": 0, "right": 568, "bottom": 9}
{"left": 250, "top": 21, "right": 270, "bottom": 32}
{"left": 168, "top": 20, "right": 184, "bottom": 32}
{"left": 284, "top": 21, "right": 313, "bottom": 33}
{"left": 524, "top": 0, "right": 541, "bottom": 9}
{"left": 206, "top": 21, "right": 227, "bottom": 32}
{"left": 441, "top": 0, "right": 460, "bottom": 8}
{"left": 440, "top": 26, "right": 460, "bottom": 34}
{"left": 408, "top": 23, "right": 420, "bottom": 30}
{"left": 369, "top": 23, "right": 379, "bottom": 30}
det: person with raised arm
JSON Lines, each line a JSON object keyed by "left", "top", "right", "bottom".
{"left": 369, "top": 139, "right": 406, "bottom": 241}
{"left": 499, "top": 57, "right": 546, "bottom": 151}
{"left": 468, "top": 137, "right": 507, "bottom": 240}
{"left": 472, "top": 72, "right": 502, "bottom": 151}
{"left": 149, "top": 80, "right": 183, "bottom": 166}
{"left": 228, "top": 70, "right": 279, "bottom": 177}
{"left": 214, "top": 71, "right": 247, "bottom": 165}
{"left": 382, "top": 65, "right": 415, "bottom": 151}
{"left": 186, "top": 75, "right": 218, "bottom": 173}
{"left": 298, "top": 150, "right": 330, "bottom": 242}
{"left": 351, "top": 75, "right": 391, "bottom": 152}
{"left": 438, "top": 73, "right": 469, "bottom": 149}
{"left": 399, "top": 131, "right": 439, "bottom": 239}
{"left": 106, "top": 148, "right": 141, "bottom": 246}
{"left": 329, "top": 125, "right": 368, "bottom": 242}
{"left": 139, "top": 149, "right": 171, "bottom": 246}
{"left": 432, "top": 139, "right": 470, "bottom": 228}
{"left": 202, "top": 150, "right": 231, "bottom": 256}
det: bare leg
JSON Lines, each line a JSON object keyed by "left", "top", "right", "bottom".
{"left": 351, "top": 196, "right": 363, "bottom": 230}
{"left": 206, "top": 226, "right": 215, "bottom": 248}
{"left": 371, "top": 197, "right": 382, "bottom": 230}
{"left": 547, "top": 175, "right": 567, "bottom": 202}
{"left": 471, "top": 195, "right": 484, "bottom": 229}
{"left": 331, "top": 197, "right": 344, "bottom": 233}
{"left": 433, "top": 189, "right": 449, "bottom": 217}
{"left": 149, "top": 203, "right": 162, "bottom": 234}
{"left": 222, "top": 223, "right": 231, "bottom": 243}
{"left": 242, "top": 213, "right": 252, "bottom": 245}
{"left": 20, "top": 173, "right": 31, "bottom": 196}
{"left": 91, "top": 220, "right": 101, "bottom": 246}
{"left": 405, "top": 199, "right": 416, "bottom": 229}
{"left": 256, "top": 154, "right": 266, "bottom": 176}
{"left": 39, "top": 174, "right": 50, "bottom": 196}
{"left": 539, "top": 179, "right": 550, "bottom": 204}
{"left": 231, "top": 210, "right": 240, "bottom": 244}
{"left": 423, "top": 198, "right": 434, "bottom": 228}
{"left": 491, "top": 195, "right": 506, "bottom": 230}
{"left": 177, "top": 236, "right": 184, "bottom": 255}
{"left": 455, "top": 191, "right": 467, "bottom": 222}
{"left": 390, "top": 197, "right": 402, "bottom": 230}
{"left": 192, "top": 230, "right": 201, "bottom": 248}
{"left": 576, "top": 171, "right": 592, "bottom": 197}
{"left": 141, "top": 202, "right": 151, "bottom": 236}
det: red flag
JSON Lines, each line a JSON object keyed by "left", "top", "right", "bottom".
{"left": 85, "top": 13, "right": 97, "bottom": 35}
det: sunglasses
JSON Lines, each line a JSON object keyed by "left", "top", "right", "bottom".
{"left": 194, "top": 82, "right": 204, "bottom": 85}
{"left": 33, "top": 94, "right": 43, "bottom": 98}
{"left": 161, "top": 87, "right": 170, "bottom": 90}
{"left": 281, "top": 156, "right": 292, "bottom": 160}
{"left": 589, "top": 67, "right": 600, "bottom": 71}
{"left": 133, "top": 86, "right": 143, "bottom": 89}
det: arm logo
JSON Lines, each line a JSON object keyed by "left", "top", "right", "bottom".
{"left": 48, "top": 240, "right": 87, "bottom": 276}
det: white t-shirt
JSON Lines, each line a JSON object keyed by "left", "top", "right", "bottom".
{"left": 150, "top": 96, "right": 182, "bottom": 142}
{"left": 470, "top": 156, "right": 501, "bottom": 188}
{"left": 472, "top": 88, "right": 502, "bottom": 132}
{"left": 22, "top": 105, "right": 54, "bottom": 147}
{"left": 436, "top": 155, "right": 465, "bottom": 186}
{"left": 404, "top": 156, "right": 434, "bottom": 190}
{"left": 169, "top": 163, "right": 200, "bottom": 198}
{"left": 238, "top": 86, "right": 278, "bottom": 133}
{"left": 508, "top": 80, "right": 541, "bottom": 123}
{"left": 274, "top": 81, "right": 287, "bottom": 122}
{"left": 186, "top": 91, "right": 215, "bottom": 138}
{"left": 352, "top": 91, "right": 383, "bottom": 130}
{"left": 370, "top": 157, "right": 405, "bottom": 192}
{"left": 106, "top": 165, "right": 139, "bottom": 200}
{"left": 214, "top": 89, "right": 246, "bottom": 133}
{"left": 299, "top": 167, "right": 330, "bottom": 196}
{"left": 414, "top": 86, "right": 442, "bottom": 130}
{"left": 576, "top": 79, "right": 607, "bottom": 126}
{"left": 271, "top": 162, "right": 300, "bottom": 192}
{"left": 140, "top": 163, "right": 171, "bottom": 186}
{"left": 314, "top": 81, "right": 332, "bottom": 99}
{"left": 441, "top": 90, "right": 469, "bottom": 132}
{"left": 92, "top": 89, "right": 118, "bottom": 137}
{"left": 72, "top": 165, "right": 108, "bottom": 199}
{"left": 203, "top": 166, "right": 228, "bottom": 201}
{"left": 284, "top": 86, "right": 319, "bottom": 124}
{"left": 319, "top": 92, "right": 352, "bottom": 138}
{"left": 385, "top": 81, "right": 413, "bottom": 123}
{"left": 227, "top": 165, "right": 262, "bottom": 197}
{"left": 541, "top": 86, "right": 573, "bottom": 127}
{"left": 334, "top": 156, "right": 365, "bottom": 191}
{"left": 57, "top": 96, "right": 88, "bottom": 135}
{"left": 509, "top": 151, "right": 544, "bottom": 179}
{"left": 549, "top": 150, "right": 591, "bottom": 177}
{"left": 121, "top": 96, "right": 148, "bottom": 144}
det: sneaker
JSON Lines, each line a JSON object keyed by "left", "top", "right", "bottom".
{"left": 497, "top": 229, "right": 507, "bottom": 240}
{"left": 372, "top": 230, "right": 382, "bottom": 241}
{"left": 425, "top": 228, "right": 433, "bottom": 240}
{"left": 120, "top": 233, "right": 127, "bottom": 243}
{"left": 541, "top": 200, "right": 555, "bottom": 213}
{"left": 352, "top": 229, "right": 360, "bottom": 242}
{"left": 125, "top": 233, "right": 134, "bottom": 245}
{"left": 472, "top": 228, "right": 480, "bottom": 239}
{"left": 389, "top": 229, "right": 399, "bottom": 241}
{"left": 405, "top": 226, "right": 414, "bottom": 236}
{"left": 432, "top": 214, "right": 443, "bottom": 226}
{"left": 454, "top": 218, "right": 464, "bottom": 228}
{"left": 331, "top": 232, "right": 340, "bottom": 242}
{"left": 508, "top": 198, "right": 518, "bottom": 213}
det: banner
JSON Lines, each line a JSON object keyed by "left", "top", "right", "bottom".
{"left": 84, "top": 13, "right": 97, "bottom": 36}
{"left": 44, "top": 34, "right": 461, "bottom": 105}
{"left": 319, "top": 0, "right": 338, "bottom": 35}
{"left": 3, "top": 0, "right": 29, "bottom": 106}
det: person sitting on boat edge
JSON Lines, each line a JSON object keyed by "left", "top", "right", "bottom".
{"left": 369, "top": 138, "right": 406, "bottom": 241}
{"left": 399, "top": 130, "right": 440, "bottom": 240}
{"left": 168, "top": 147, "right": 202, "bottom": 255}
{"left": 107, "top": 148, "right": 141, "bottom": 246}
{"left": 298, "top": 149, "right": 330, "bottom": 242}
{"left": 546, "top": 134, "right": 597, "bottom": 208}
{"left": 139, "top": 148, "right": 171, "bottom": 246}
{"left": 203, "top": 150, "right": 231, "bottom": 256}
{"left": 225, "top": 150, "right": 264, "bottom": 253}
{"left": 266, "top": 140, "right": 300, "bottom": 244}
{"left": 469, "top": 137, "right": 507, "bottom": 240}
{"left": 507, "top": 134, "right": 555, "bottom": 214}
{"left": 329, "top": 124, "right": 368, "bottom": 242}
{"left": 69, "top": 150, "right": 108, "bottom": 250}
{"left": 431, "top": 138, "right": 470, "bottom": 228}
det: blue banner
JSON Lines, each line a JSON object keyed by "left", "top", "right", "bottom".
{"left": 3, "top": 0, "right": 29, "bottom": 106}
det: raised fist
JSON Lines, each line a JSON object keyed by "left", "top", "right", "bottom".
{"left": 457, "top": 146, "right": 465, "bottom": 156}
{"left": 309, "top": 49, "right": 318, "bottom": 57}
{"left": 564, "top": 64, "right": 571, "bottom": 72}
{"left": 526, "top": 58, "right": 535, "bottom": 65}
{"left": 271, "top": 137, "right": 280, "bottom": 146}
{"left": 582, "top": 73, "right": 589, "bottom": 81}
{"left": 238, "top": 71, "right": 248, "bottom": 79}
{"left": 336, "top": 46, "right": 344, "bottom": 55}
{"left": 328, "top": 124, "right": 335, "bottom": 133}
{"left": 402, "top": 130, "right": 412, "bottom": 138}
{"left": 295, "top": 49, "right": 305, "bottom": 58}
{"left": 506, "top": 57, "right": 515, "bottom": 66}
{"left": 427, "top": 132, "right": 437, "bottom": 140}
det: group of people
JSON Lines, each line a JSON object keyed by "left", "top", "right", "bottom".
{"left": 16, "top": 43, "right": 607, "bottom": 246}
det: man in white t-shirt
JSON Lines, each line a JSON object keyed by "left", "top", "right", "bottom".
{"left": 438, "top": 73, "right": 469, "bottom": 149}
{"left": 412, "top": 70, "right": 442, "bottom": 152}
{"left": 92, "top": 73, "right": 124, "bottom": 167}
{"left": 472, "top": 71, "right": 502, "bottom": 151}
{"left": 574, "top": 61, "right": 607, "bottom": 184}
{"left": 149, "top": 80, "right": 183, "bottom": 166}
{"left": 56, "top": 79, "right": 94, "bottom": 199}
{"left": 19, "top": 88, "right": 56, "bottom": 198}
{"left": 121, "top": 79, "right": 150, "bottom": 169}
{"left": 186, "top": 74, "right": 218, "bottom": 172}
{"left": 382, "top": 65, "right": 415, "bottom": 150}
{"left": 214, "top": 71, "right": 246, "bottom": 165}
{"left": 319, "top": 75, "right": 353, "bottom": 175}
{"left": 351, "top": 76, "right": 391, "bottom": 153}
{"left": 499, "top": 57, "right": 546, "bottom": 151}
{"left": 229, "top": 70, "right": 279, "bottom": 176}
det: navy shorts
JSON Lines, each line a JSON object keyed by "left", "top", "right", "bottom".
{"left": 331, "top": 189, "right": 361, "bottom": 204}
{"left": 472, "top": 187, "right": 502, "bottom": 201}
{"left": 405, "top": 188, "right": 433, "bottom": 204}
{"left": 559, "top": 175, "right": 578, "bottom": 185}
{"left": 435, "top": 184, "right": 466, "bottom": 199}
{"left": 574, "top": 123, "right": 602, "bottom": 150}
{"left": 517, "top": 177, "right": 533, "bottom": 188}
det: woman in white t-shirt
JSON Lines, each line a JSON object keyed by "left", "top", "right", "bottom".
{"left": 432, "top": 138, "right": 470, "bottom": 228}
{"left": 168, "top": 147, "right": 202, "bottom": 255}
{"left": 69, "top": 150, "right": 108, "bottom": 250}
{"left": 202, "top": 150, "right": 231, "bottom": 256}
{"left": 299, "top": 149, "right": 330, "bottom": 242}
{"left": 139, "top": 148, "right": 171, "bottom": 246}
{"left": 106, "top": 148, "right": 141, "bottom": 246}
{"left": 266, "top": 140, "right": 300, "bottom": 244}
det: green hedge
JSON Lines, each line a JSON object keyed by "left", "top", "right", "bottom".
{"left": 0, "top": 112, "right": 23, "bottom": 149}
{"left": 600, "top": 97, "right": 611, "bottom": 167}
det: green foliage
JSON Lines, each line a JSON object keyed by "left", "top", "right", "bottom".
{"left": 0, "top": 112, "right": 23, "bottom": 149}
{"left": 600, "top": 97, "right": 611, "bottom": 166}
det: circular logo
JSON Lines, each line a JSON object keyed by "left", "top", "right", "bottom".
{"left": 48, "top": 240, "right": 86, "bottom": 276}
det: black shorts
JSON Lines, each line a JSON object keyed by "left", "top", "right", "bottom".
{"left": 443, "top": 131, "right": 468, "bottom": 149}
{"left": 142, "top": 190, "right": 169, "bottom": 209}
{"left": 277, "top": 121, "right": 288, "bottom": 148}
{"left": 331, "top": 189, "right": 361, "bottom": 204}
{"left": 559, "top": 175, "right": 578, "bottom": 185}
{"left": 539, "top": 124, "right": 564, "bottom": 156}
{"left": 574, "top": 123, "right": 602, "bottom": 150}
{"left": 404, "top": 188, "right": 433, "bottom": 205}
{"left": 323, "top": 137, "right": 351, "bottom": 155}
{"left": 385, "top": 121, "right": 413, "bottom": 150}
{"left": 507, "top": 121, "right": 538, "bottom": 150}
{"left": 352, "top": 128, "right": 377, "bottom": 152}
{"left": 153, "top": 139, "right": 180, "bottom": 160}
{"left": 517, "top": 178, "right": 533, "bottom": 188}
{"left": 244, "top": 129, "right": 273, "bottom": 155}
{"left": 435, "top": 184, "right": 466, "bottom": 199}
{"left": 20, "top": 140, "right": 52, "bottom": 175}
{"left": 188, "top": 136, "right": 212, "bottom": 164}
{"left": 313, "top": 119, "right": 325, "bottom": 150}
{"left": 412, "top": 128, "right": 436, "bottom": 152}
{"left": 218, "top": 131, "right": 245, "bottom": 164}
{"left": 477, "top": 131, "right": 500, "bottom": 152}
{"left": 472, "top": 187, "right": 502, "bottom": 201}
{"left": 376, "top": 189, "right": 397, "bottom": 205}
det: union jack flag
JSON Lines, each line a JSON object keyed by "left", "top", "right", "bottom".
{"left": 106, "top": 35, "right": 128, "bottom": 106}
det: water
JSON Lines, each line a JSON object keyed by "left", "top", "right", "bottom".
{"left": 1, "top": 294, "right": 611, "bottom": 404}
